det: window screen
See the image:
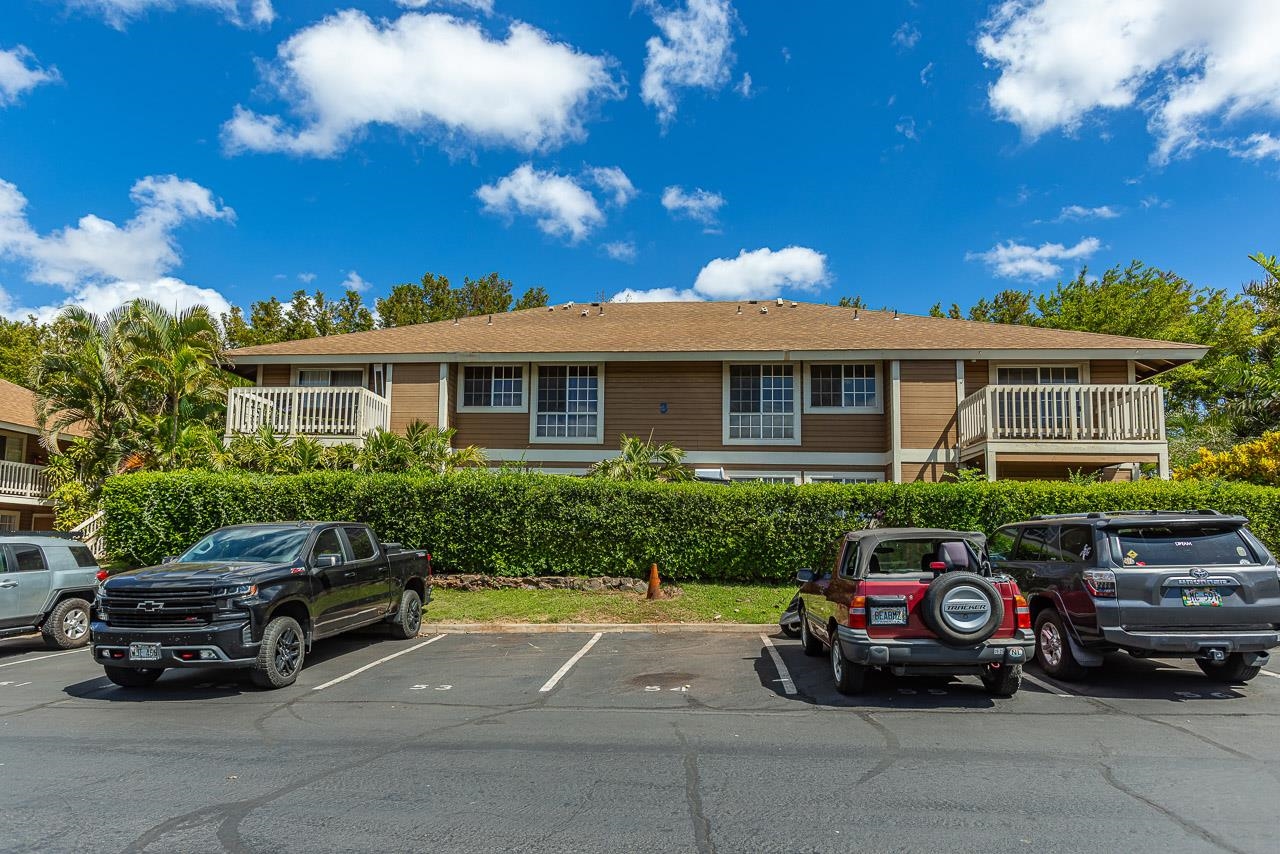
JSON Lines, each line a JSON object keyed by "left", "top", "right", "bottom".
{"left": 536, "top": 366, "right": 598, "bottom": 438}
{"left": 728, "top": 365, "right": 795, "bottom": 439}
{"left": 810, "top": 364, "right": 877, "bottom": 408}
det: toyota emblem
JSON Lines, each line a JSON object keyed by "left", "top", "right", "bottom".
{"left": 1190, "top": 568, "right": 1209, "bottom": 580}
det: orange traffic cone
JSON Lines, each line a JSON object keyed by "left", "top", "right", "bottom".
{"left": 646, "top": 563, "right": 662, "bottom": 600}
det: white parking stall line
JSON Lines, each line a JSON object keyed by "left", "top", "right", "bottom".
{"left": 0, "top": 649, "right": 84, "bottom": 670}
{"left": 760, "top": 634, "right": 796, "bottom": 695}
{"left": 311, "top": 634, "right": 447, "bottom": 692}
{"left": 1021, "top": 672, "right": 1072, "bottom": 697}
{"left": 1260, "top": 669, "right": 1280, "bottom": 679}
{"left": 539, "top": 632, "right": 603, "bottom": 693}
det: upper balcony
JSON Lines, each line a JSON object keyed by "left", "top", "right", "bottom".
{"left": 958, "top": 384, "right": 1166, "bottom": 449}
{"left": 0, "top": 460, "right": 52, "bottom": 502}
{"left": 225, "top": 386, "right": 391, "bottom": 445}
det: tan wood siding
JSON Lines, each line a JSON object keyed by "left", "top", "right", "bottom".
{"left": 901, "top": 461, "right": 955, "bottom": 483}
{"left": 1090, "top": 360, "right": 1129, "bottom": 384}
{"left": 389, "top": 362, "right": 440, "bottom": 431}
{"left": 899, "top": 360, "right": 958, "bottom": 450}
{"left": 452, "top": 411, "right": 529, "bottom": 447}
{"left": 802, "top": 414, "right": 888, "bottom": 453}
{"left": 261, "top": 364, "right": 290, "bottom": 387}
{"left": 964, "top": 360, "right": 988, "bottom": 394}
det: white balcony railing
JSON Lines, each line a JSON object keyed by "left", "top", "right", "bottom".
{"left": 958, "top": 384, "right": 1165, "bottom": 447}
{"left": 0, "top": 460, "right": 52, "bottom": 500}
{"left": 225, "top": 386, "right": 391, "bottom": 443}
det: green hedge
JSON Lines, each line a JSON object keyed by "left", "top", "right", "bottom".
{"left": 101, "top": 471, "right": 1280, "bottom": 583}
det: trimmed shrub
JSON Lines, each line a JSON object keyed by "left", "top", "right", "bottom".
{"left": 101, "top": 471, "right": 1280, "bottom": 582}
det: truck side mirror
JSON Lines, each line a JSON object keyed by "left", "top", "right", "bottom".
{"left": 795, "top": 568, "right": 815, "bottom": 583}
{"left": 313, "top": 554, "right": 342, "bottom": 569}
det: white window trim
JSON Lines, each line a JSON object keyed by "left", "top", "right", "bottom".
{"left": 457, "top": 363, "right": 529, "bottom": 413}
{"left": 291, "top": 365, "right": 369, "bottom": 387}
{"left": 803, "top": 471, "right": 886, "bottom": 484}
{"left": 0, "top": 429, "right": 27, "bottom": 464}
{"left": 528, "top": 363, "right": 605, "bottom": 445}
{"left": 988, "top": 362, "right": 1089, "bottom": 385}
{"left": 802, "top": 361, "right": 884, "bottom": 414}
{"left": 722, "top": 362, "right": 802, "bottom": 446}
{"left": 726, "top": 471, "right": 802, "bottom": 484}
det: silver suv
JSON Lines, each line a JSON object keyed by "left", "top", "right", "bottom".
{"left": 991, "top": 511, "right": 1280, "bottom": 684}
{"left": 0, "top": 535, "right": 102, "bottom": 649}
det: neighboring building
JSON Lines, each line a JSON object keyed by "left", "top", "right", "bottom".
{"left": 0, "top": 379, "right": 79, "bottom": 531}
{"left": 223, "top": 301, "right": 1207, "bottom": 483}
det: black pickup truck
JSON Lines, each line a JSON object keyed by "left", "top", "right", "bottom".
{"left": 91, "top": 522, "right": 431, "bottom": 689}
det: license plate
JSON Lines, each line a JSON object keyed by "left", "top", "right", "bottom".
{"left": 870, "top": 606, "right": 908, "bottom": 626}
{"left": 129, "top": 642, "right": 161, "bottom": 661}
{"left": 1181, "top": 587, "right": 1222, "bottom": 607}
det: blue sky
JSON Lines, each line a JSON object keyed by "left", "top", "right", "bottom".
{"left": 2, "top": 0, "right": 1280, "bottom": 323}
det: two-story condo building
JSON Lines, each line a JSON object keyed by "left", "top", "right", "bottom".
{"left": 222, "top": 301, "right": 1207, "bottom": 483}
{"left": 0, "top": 379, "right": 78, "bottom": 531}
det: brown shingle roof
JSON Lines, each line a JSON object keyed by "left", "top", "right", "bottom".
{"left": 225, "top": 301, "right": 1207, "bottom": 361}
{"left": 0, "top": 378, "right": 88, "bottom": 437}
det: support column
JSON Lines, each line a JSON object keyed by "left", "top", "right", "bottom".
{"left": 890, "top": 360, "right": 902, "bottom": 483}
{"left": 985, "top": 450, "right": 997, "bottom": 482}
{"left": 1157, "top": 446, "right": 1170, "bottom": 480}
{"left": 438, "top": 362, "right": 450, "bottom": 430}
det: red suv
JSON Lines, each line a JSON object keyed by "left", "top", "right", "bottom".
{"left": 796, "top": 528, "right": 1035, "bottom": 696}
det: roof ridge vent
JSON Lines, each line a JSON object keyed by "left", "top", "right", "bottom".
{"left": 736, "top": 305, "right": 742, "bottom": 315}
{"left": 487, "top": 314, "right": 493, "bottom": 325}
{"left": 775, "top": 297, "right": 784, "bottom": 306}
{"left": 760, "top": 306, "right": 768, "bottom": 314}
{"left": 580, "top": 308, "right": 588, "bottom": 316}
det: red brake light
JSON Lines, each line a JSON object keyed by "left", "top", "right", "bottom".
{"left": 1082, "top": 570, "right": 1117, "bottom": 598}
{"left": 95, "top": 569, "right": 108, "bottom": 583}
{"left": 1014, "top": 594, "right": 1031, "bottom": 629}
{"left": 847, "top": 595, "right": 867, "bottom": 629}
{"left": 928, "top": 561, "right": 947, "bottom": 571}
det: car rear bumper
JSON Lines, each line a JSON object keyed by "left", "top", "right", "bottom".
{"left": 836, "top": 626, "right": 1035, "bottom": 669}
{"left": 90, "top": 620, "right": 258, "bottom": 669}
{"left": 1100, "top": 626, "right": 1280, "bottom": 655}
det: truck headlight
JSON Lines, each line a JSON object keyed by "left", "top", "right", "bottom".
{"left": 213, "top": 584, "right": 257, "bottom": 598}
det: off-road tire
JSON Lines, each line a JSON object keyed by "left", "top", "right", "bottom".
{"left": 42, "top": 598, "right": 92, "bottom": 649}
{"left": 251, "top": 616, "right": 305, "bottom": 689}
{"left": 1034, "top": 610, "right": 1087, "bottom": 681}
{"left": 919, "top": 572, "right": 1003, "bottom": 647}
{"left": 830, "top": 630, "right": 867, "bottom": 695}
{"left": 104, "top": 666, "right": 163, "bottom": 687}
{"left": 1197, "top": 653, "right": 1261, "bottom": 684}
{"left": 389, "top": 589, "right": 423, "bottom": 640}
{"left": 799, "top": 607, "right": 823, "bottom": 656}
{"left": 981, "top": 663, "right": 1022, "bottom": 697}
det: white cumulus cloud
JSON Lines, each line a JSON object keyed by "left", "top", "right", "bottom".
{"left": 588, "top": 166, "right": 638, "bottom": 207}
{"left": 340, "top": 270, "right": 370, "bottom": 292}
{"left": 602, "top": 240, "right": 638, "bottom": 263}
{"left": 641, "top": 0, "right": 738, "bottom": 127}
{"left": 1054, "top": 204, "right": 1120, "bottom": 221}
{"left": 966, "top": 237, "right": 1101, "bottom": 280}
{"left": 0, "top": 175, "right": 234, "bottom": 321}
{"left": 0, "top": 47, "right": 60, "bottom": 106}
{"left": 477, "top": 164, "right": 605, "bottom": 243}
{"left": 978, "top": 0, "right": 1280, "bottom": 163}
{"left": 613, "top": 245, "right": 830, "bottom": 302}
{"left": 396, "top": 0, "right": 494, "bottom": 13}
{"left": 661, "top": 185, "right": 725, "bottom": 225}
{"left": 66, "top": 0, "right": 274, "bottom": 29}
{"left": 223, "top": 10, "right": 619, "bottom": 158}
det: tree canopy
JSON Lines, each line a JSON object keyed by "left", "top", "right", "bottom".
{"left": 375, "top": 272, "right": 548, "bottom": 328}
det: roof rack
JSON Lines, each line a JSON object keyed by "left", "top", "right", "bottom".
{"left": 1030, "top": 509, "right": 1227, "bottom": 521}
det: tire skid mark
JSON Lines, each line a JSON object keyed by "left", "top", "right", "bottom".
{"left": 854, "top": 711, "right": 902, "bottom": 784}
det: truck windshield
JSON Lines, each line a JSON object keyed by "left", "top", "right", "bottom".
{"left": 177, "top": 527, "right": 312, "bottom": 564}
{"left": 1110, "top": 526, "right": 1260, "bottom": 567}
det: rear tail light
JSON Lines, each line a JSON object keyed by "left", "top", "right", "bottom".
{"left": 1082, "top": 569, "right": 1117, "bottom": 598}
{"left": 928, "top": 561, "right": 946, "bottom": 571}
{"left": 95, "top": 569, "right": 108, "bottom": 583}
{"left": 1014, "top": 594, "right": 1031, "bottom": 629}
{"left": 847, "top": 595, "right": 866, "bottom": 629}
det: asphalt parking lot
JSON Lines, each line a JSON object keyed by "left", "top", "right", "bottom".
{"left": 1, "top": 629, "right": 1278, "bottom": 854}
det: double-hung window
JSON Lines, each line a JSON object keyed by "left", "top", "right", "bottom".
{"left": 297, "top": 368, "right": 364, "bottom": 387}
{"left": 726, "top": 364, "right": 797, "bottom": 442}
{"left": 461, "top": 365, "right": 525, "bottom": 411}
{"left": 533, "top": 365, "right": 601, "bottom": 442}
{"left": 806, "top": 363, "right": 880, "bottom": 412}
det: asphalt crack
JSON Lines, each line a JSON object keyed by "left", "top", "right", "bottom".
{"left": 854, "top": 711, "right": 902, "bottom": 784}
{"left": 675, "top": 726, "right": 716, "bottom": 854}
{"left": 1099, "top": 763, "right": 1249, "bottom": 854}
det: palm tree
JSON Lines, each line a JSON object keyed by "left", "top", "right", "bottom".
{"left": 357, "top": 422, "right": 487, "bottom": 473}
{"left": 589, "top": 434, "right": 692, "bottom": 482}
{"left": 32, "top": 305, "right": 142, "bottom": 487}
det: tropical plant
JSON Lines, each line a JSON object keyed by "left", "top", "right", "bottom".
{"left": 357, "top": 422, "right": 486, "bottom": 473}
{"left": 1175, "top": 431, "right": 1280, "bottom": 485}
{"left": 589, "top": 434, "right": 693, "bottom": 482}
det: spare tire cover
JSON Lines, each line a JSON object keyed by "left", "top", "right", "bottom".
{"left": 920, "top": 572, "right": 1004, "bottom": 647}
